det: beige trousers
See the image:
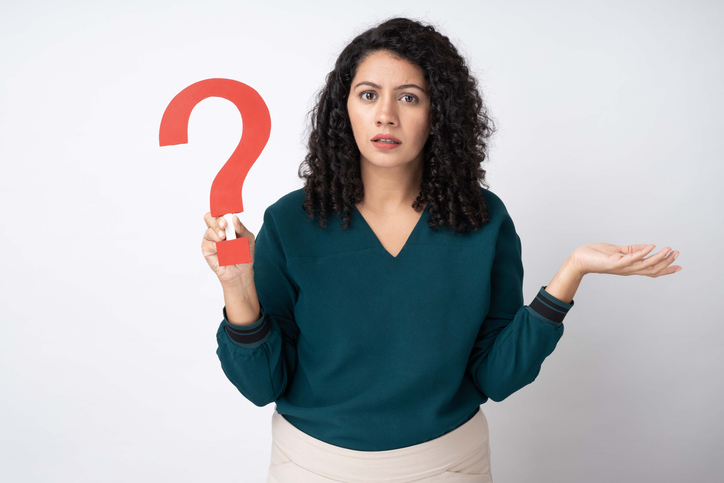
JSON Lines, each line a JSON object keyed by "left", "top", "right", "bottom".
{"left": 267, "top": 408, "right": 492, "bottom": 482}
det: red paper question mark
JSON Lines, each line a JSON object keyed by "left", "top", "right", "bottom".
{"left": 159, "top": 78, "right": 271, "bottom": 266}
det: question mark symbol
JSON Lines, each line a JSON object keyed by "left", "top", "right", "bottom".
{"left": 159, "top": 78, "right": 271, "bottom": 266}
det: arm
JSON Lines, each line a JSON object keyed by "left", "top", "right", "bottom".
{"left": 466, "top": 213, "right": 682, "bottom": 402}
{"left": 215, "top": 207, "right": 299, "bottom": 406}
{"left": 466, "top": 210, "right": 573, "bottom": 402}
{"left": 543, "top": 241, "right": 682, "bottom": 304}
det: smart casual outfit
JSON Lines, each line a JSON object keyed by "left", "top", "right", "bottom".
{"left": 215, "top": 187, "right": 574, "bottom": 481}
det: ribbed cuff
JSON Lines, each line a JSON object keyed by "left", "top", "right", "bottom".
{"left": 223, "top": 305, "right": 271, "bottom": 349}
{"left": 526, "top": 285, "right": 574, "bottom": 327}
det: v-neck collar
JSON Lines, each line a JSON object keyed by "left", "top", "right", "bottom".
{"left": 353, "top": 203, "right": 429, "bottom": 259}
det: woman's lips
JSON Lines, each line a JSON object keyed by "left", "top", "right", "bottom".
{"left": 371, "top": 134, "right": 402, "bottom": 150}
{"left": 371, "top": 140, "right": 402, "bottom": 150}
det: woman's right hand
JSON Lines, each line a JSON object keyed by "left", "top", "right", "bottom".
{"left": 202, "top": 212, "right": 256, "bottom": 287}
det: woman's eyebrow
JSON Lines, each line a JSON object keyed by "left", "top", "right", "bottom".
{"left": 353, "top": 81, "right": 427, "bottom": 93}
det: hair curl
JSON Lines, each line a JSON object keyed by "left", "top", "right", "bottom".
{"left": 297, "top": 17, "right": 495, "bottom": 233}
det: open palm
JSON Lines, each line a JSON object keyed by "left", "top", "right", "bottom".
{"left": 570, "top": 243, "right": 681, "bottom": 278}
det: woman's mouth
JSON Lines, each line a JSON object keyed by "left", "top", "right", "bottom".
{"left": 371, "top": 134, "right": 402, "bottom": 149}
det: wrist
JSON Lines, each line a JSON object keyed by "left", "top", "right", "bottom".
{"left": 544, "top": 257, "right": 584, "bottom": 305}
{"left": 222, "top": 283, "right": 261, "bottom": 326}
{"left": 564, "top": 254, "right": 587, "bottom": 279}
{"left": 219, "top": 271, "right": 255, "bottom": 295}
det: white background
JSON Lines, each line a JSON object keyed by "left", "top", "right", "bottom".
{"left": 1, "top": 0, "right": 722, "bottom": 481}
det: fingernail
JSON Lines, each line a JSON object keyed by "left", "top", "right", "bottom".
{"left": 675, "top": 267, "right": 682, "bottom": 272}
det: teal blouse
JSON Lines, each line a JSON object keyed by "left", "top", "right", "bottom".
{"left": 216, "top": 187, "right": 573, "bottom": 451}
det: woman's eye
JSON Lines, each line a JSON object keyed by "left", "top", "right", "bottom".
{"left": 359, "top": 92, "right": 418, "bottom": 103}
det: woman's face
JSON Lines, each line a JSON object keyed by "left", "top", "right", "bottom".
{"left": 347, "top": 50, "right": 432, "bottom": 173}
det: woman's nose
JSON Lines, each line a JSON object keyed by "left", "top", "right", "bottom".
{"left": 375, "top": 95, "right": 398, "bottom": 125}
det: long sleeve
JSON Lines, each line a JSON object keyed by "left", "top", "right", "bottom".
{"left": 215, "top": 206, "right": 300, "bottom": 406}
{"left": 466, "top": 208, "right": 573, "bottom": 402}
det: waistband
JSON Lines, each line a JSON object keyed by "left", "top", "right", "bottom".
{"left": 270, "top": 407, "right": 489, "bottom": 481}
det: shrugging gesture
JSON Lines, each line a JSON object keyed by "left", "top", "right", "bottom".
{"left": 545, "top": 243, "right": 682, "bottom": 304}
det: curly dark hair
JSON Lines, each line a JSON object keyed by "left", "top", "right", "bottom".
{"left": 297, "top": 17, "right": 495, "bottom": 233}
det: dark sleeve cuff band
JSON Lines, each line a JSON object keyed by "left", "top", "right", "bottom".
{"left": 527, "top": 285, "right": 574, "bottom": 326}
{"left": 223, "top": 306, "right": 271, "bottom": 346}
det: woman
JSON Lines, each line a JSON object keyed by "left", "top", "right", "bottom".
{"left": 202, "top": 17, "right": 681, "bottom": 482}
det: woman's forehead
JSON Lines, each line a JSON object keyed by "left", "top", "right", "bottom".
{"left": 353, "top": 51, "right": 427, "bottom": 87}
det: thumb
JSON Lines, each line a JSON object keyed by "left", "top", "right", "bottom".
{"left": 232, "top": 215, "right": 252, "bottom": 239}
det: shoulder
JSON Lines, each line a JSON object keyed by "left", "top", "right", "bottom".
{"left": 263, "top": 188, "right": 307, "bottom": 224}
{"left": 267, "top": 187, "right": 306, "bottom": 212}
{"left": 255, "top": 189, "right": 308, "bottom": 259}
{"left": 478, "top": 186, "right": 512, "bottom": 224}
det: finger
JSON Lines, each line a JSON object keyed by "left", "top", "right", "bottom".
{"left": 664, "top": 249, "right": 679, "bottom": 264}
{"left": 201, "top": 229, "right": 221, "bottom": 265}
{"left": 613, "top": 245, "right": 659, "bottom": 276}
{"left": 203, "top": 212, "right": 217, "bottom": 229}
{"left": 204, "top": 212, "right": 226, "bottom": 239}
{"left": 215, "top": 216, "right": 227, "bottom": 240}
{"left": 632, "top": 248, "right": 676, "bottom": 277}
{"left": 648, "top": 263, "right": 677, "bottom": 278}
{"left": 622, "top": 244, "right": 655, "bottom": 265}
{"left": 670, "top": 250, "right": 681, "bottom": 271}
{"left": 232, "top": 215, "right": 245, "bottom": 238}
{"left": 203, "top": 226, "right": 223, "bottom": 243}
{"left": 205, "top": 220, "right": 228, "bottom": 242}
{"left": 634, "top": 246, "right": 672, "bottom": 272}
{"left": 649, "top": 250, "right": 681, "bottom": 277}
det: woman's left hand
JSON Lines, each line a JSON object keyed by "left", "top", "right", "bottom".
{"left": 569, "top": 243, "right": 682, "bottom": 278}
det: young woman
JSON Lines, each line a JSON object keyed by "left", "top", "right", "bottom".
{"left": 202, "top": 17, "right": 681, "bottom": 483}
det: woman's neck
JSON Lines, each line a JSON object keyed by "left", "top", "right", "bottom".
{"left": 357, "top": 159, "right": 423, "bottom": 214}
